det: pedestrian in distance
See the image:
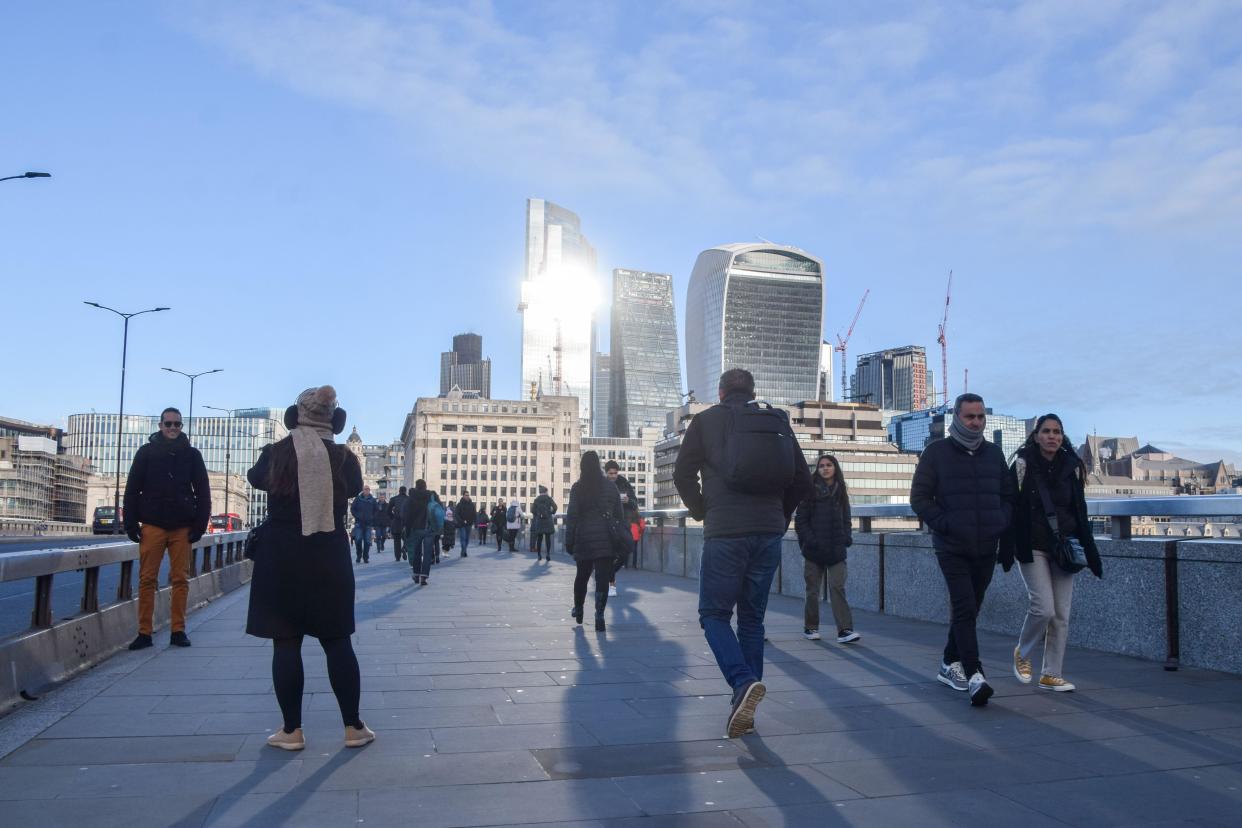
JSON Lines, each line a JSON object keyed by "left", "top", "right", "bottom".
{"left": 530, "top": 485, "right": 558, "bottom": 562}
{"left": 349, "top": 484, "right": 378, "bottom": 563}
{"left": 794, "top": 454, "right": 858, "bottom": 644}
{"left": 673, "top": 369, "right": 811, "bottom": 738}
{"left": 404, "top": 480, "right": 435, "bottom": 585}
{"left": 373, "top": 494, "right": 390, "bottom": 554}
{"left": 429, "top": 492, "right": 446, "bottom": 564}
{"left": 490, "top": 500, "right": 507, "bottom": 550}
{"left": 440, "top": 500, "right": 456, "bottom": 554}
{"left": 910, "top": 392, "right": 1016, "bottom": 707}
{"left": 123, "top": 406, "right": 211, "bottom": 650}
{"left": 245, "top": 385, "right": 374, "bottom": 751}
{"left": 504, "top": 498, "right": 523, "bottom": 552}
{"left": 388, "top": 486, "right": 408, "bottom": 562}
{"left": 604, "top": 460, "right": 639, "bottom": 595}
{"left": 565, "top": 451, "right": 625, "bottom": 632}
{"left": 476, "top": 507, "right": 490, "bottom": 544}
{"left": 1000, "top": 414, "right": 1103, "bottom": 692}
{"left": 455, "top": 491, "right": 477, "bottom": 558}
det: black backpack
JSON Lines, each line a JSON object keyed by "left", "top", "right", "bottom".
{"left": 716, "top": 401, "right": 796, "bottom": 494}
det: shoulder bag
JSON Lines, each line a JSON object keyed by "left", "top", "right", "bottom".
{"left": 1032, "top": 472, "right": 1087, "bottom": 574}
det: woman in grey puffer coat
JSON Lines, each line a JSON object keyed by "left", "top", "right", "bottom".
{"left": 564, "top": 451, "right": 623, "bottom": 632}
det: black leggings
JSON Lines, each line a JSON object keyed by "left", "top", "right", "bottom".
{"left": 272, "top": 635, "right": 362, "bottom": 732}
{"left": 573, "top": 558, "right": 615, "bottom": 607}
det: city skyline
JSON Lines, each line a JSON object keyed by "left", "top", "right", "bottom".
{"left": 2, "top": 2, "right": 1239, "bottom": 467}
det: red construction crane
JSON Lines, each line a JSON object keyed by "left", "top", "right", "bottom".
{"left": 834, "top": 289, "right": 870, "bottom": 402}
{"left": 936, "top": 270, "right": 953, "bottom": 406}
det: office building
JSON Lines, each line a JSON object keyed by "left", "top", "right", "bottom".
{"left": 818, "top": 341, "right": 834, "bottom": 402}
{"left": 0, "top": 418, "right": 90, "bottom": 524}
{"left": 592, "top": 352, "right": 612, "bottom": 438}
{"left": 582, "top": 426, "right": 662, "bottom": 510}
{"left": 851, "top": 345, "right": 930, "bottom": 412}
{"left": 685, "top": 243, "right": 824, "bottom": 405}
{"left": 519, "top": 198, "right": 598, "bottom": 426}
{"left": 440, "top": 333, "right": 492, "bottom": 398}
{"left": 609, "top": 268, "right": 683, "bottom": 438}
{"left": 401, "top": 389, "right": 582, "bottom": 508}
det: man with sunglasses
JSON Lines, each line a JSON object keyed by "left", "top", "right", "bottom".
{"left": 910, "top": 393, "right": 1016, "bottom": 707}
{"left": 123, "top": 407, "right": 212, "bottom": 650}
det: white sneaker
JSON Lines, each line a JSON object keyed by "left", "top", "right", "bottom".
{"left": 937, "top": 661, "right": 968, "bottom": 691}
{"left": 803, "top": 629, "right": 821, "bottom": 640}
{"left": 968, "top": 672, "right": 994, "bottom": 707}
{"left": 608, "top": 585, "right": 617, "bottom": 597}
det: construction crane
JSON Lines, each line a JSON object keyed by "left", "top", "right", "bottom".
{"left": 937, "top": 270, "right": 953, "bottom": 406}
{"left": 834, "top": 289, "right": 870, "bottom": 403}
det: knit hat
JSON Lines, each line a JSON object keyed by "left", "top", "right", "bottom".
{"left": 296, "top": 385, "right": 337, "bottom": 432}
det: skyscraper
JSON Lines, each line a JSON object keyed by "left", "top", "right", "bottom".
{"left": 851, "top": 346, "right": 929, "bottom": 412}
{"left": 818, "top": 341, "right": 834, "bottom": 402}
{"left": 519, "top": 198, "right": 598, "bottom": 424}
{"left": 592, "top": 352, "right": 611, "bottom": 438}
{"left": 610, "top": 269, "right": 682, "bottom": 438}
{"left": 440, "top": 332, "right": 492, "bottom": 397}
{"left": 685, "top": 244, "right": 824, "bottom": 405}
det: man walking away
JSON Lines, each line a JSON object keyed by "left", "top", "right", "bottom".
{"left": 674, "top": 369, "right": 811, "bottom": 737}
{"left": 911, "top": 393, "right": 1015, "bottom": 707}
{"left": 373, "top": 494, "right": 390, "bottom": 554}
{"left": 405, "top": 480, "right": 433, "bottom": 585}
{"left": 388, "top": 486, "right": 409, "bottom": 562}
{"left": 350, "top": 485, "right": 378, "bottom": 563}
{"left": 530, "top": 486, "right": 558, "bottom": 562}
{"left": 455, "top": 492, "right": 477, "bottom": 558}
{"left": 123, "top": 407, "right": 211, "bottom": 650}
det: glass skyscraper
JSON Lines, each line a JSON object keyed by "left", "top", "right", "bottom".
{"left": 610, "top": 269, "right": 682, "bottom": 437}
{"left": 851, "top": 345, "right": 930, "bottom": 411}
{"left": 440, "top": 332, "right": 492, "bottom": 397}
{"left": 519, "top": 198, "right": 598, "bottom": 425}
{"left": 592, "top": 352, "right": 611, "bottom": 438}
{"left": 685, "top": 244, "right": 824, "bottom": 405}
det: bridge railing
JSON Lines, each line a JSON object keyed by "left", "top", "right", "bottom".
{"left": 0, "top": 531, "right": 252, "bottom": 709}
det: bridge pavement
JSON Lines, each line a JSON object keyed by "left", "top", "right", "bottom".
{"left": 1, "top": 543, "right": 1241, "bottom": 827}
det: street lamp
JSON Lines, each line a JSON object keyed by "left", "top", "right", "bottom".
{"left": 0, "top": 171, "right": 51, "bottom": 183}
{"left": 161, "top": 368, "right": 222, "bottom": 439}
{"left": 84, "top": 302, "right": 171, "bottom": 534}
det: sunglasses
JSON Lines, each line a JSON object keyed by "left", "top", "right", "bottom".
{"left": 163, "top": 421, "right": 183, "bottom": 428}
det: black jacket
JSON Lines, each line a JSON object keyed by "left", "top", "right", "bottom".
{"left": 404, "top": 489, "right": 431, "bottom": 533}
{"left": 999, "top": 447, "right": 1103, "bottom": 577}
{"left": 673, "top": 392, "right": 812, "bottom": 538}
{"left": 455, "top": 498, "right": 478, "bottom": 528}
{"left": 530, "top": 493, "right": 558, "bottom": 534}
{"left": 910, "top": 436, "right": 1015, "bottom": 557}
{"left": 350, "top": 493, "right": 379, "bottom": 525}
{"left": 490, "top": 504, "right": 507, "bottom": 531}
{"left": 124, "top": 432, "right": 211, "bottom": 537}
{"left": 373, "top": 502, "right": 391, "bottom": 529}
{"left": 388, "top": 493, "right": 409, "bottom": 531}
{"left": 612, "top": 475, "right": 640, "bottom": 525}
{"left": 247, "top": 437, "right": 362, "bottom": 533}
{"left": 794, "top": 479, "right": 852, "bottom": 567}
{"left": 564, "top": 474, "right": 624, "bottom": 562}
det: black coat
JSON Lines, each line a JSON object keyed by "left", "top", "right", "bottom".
{"left": 794, "top": 480, "right": 853, "bottom": 567}
{"left": 564, "top": 475, "right": 624, "bottom": 563}
{"left": 612, "top": 475, "right": 640, "bottom": 525}
{"left": 910, "top": 436, "right": 1015, "bottom": 558}
{"left": 404, "top": 489, "right": 432, "bottom": 534}
{"left": 530, "top": 493, "right": 558, "bottom": 534}
{"left": 455, "top": 498, "right": 478, "bottom": 528}
{"left": 490, "top": 504, "right": 507, "bottom": 532}
{"left": 388, "top": 493, "right": 409, "bottom": 532}
{"left": 999, "top": 447, "right": 1103, "bottom": 577}
{"left": 244, "top": 437, "right": 363, "bottom": 640}
{"left": 123, "top": 432, "right": 211, "bottom": 537}
{"left": 673, "top": 392, "right": 812, "bottom": 539}
{"left": 350, "top": 494, "right": 379, "bottom": 525}
{"left": 373, "top": 502, "right": 391, "bottom": 529}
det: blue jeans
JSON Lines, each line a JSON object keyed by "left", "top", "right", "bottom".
{"left": 408, "top": 530, "right": 434, "bottom": 577}
{"left": 352, "top": 525, "right": 372, "bottom": 559}
{"left": 457, "top": 526, "right": 471, "bottom": 553}
{"left": 698, "top": 534, "right": 783, "bottom": 691}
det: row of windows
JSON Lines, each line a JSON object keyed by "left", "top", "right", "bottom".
{"left": 847, "top": 478, "right": 913, "bottom": 490}
{"left": 440, "top": 454, "right": 534, "bottom": 466}
{"left": 838, "top": 462, "right": 917, "bottom": 474}
{"left": 442, "top": 439, "right": 536, "bottom": 450}
{"left": 440, "top": 424, "right": 539, "bottom": 434}
{"left": 441, "top": 485, "right": 573, "bottom": 502}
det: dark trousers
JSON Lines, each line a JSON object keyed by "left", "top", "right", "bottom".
{"left": 272, "top": 635, "right": 361, "bottom": 732}
{"left": 392, "top": 530, "right": 405, "bottom": 561}
{"left": 505, "top": 529, "right": 517, "bottom": 551}
{"left": 534, "top": 531, "right": 553, "bottom": 555}
{"left": 478, "top": 525, "right": 488, "bottom": 542}
{"left": 573, "top": 557, "right": 616, "bottom": 608}
{"left": 408, "top": 530, "right": 435, "bottom": 577}
{"left": 936, "top": 549, "right": 996, "bottom": 676}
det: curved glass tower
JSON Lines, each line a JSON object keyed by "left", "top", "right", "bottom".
{"left": 685, "top": 244, "right": 824, "bottom": 405}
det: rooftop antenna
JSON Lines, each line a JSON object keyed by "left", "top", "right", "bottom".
{"left": 834, "top": 289, "right": 870, "bottom": 403}
{"left": 937, "top": 270, "right": 953, "bottom": 405}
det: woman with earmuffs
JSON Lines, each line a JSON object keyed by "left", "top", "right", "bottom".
{"left": 246, "top": 386, "right": 376, "bottom": 751}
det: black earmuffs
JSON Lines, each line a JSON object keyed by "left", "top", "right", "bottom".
{"left": 284, "top": 404, "right": 347, "bottom": 435}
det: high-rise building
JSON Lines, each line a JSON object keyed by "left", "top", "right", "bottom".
{"left": 582, "top": 426, "right": 662, "bottom": 509}
{"left": 685, "top": 244, "right": 824, "bottom": 405}
{"left": 609, "top": 269, "right": 683, "bottom": 438}
{"left": 592, "top": 352, "right": 611, "bottom": 438}
{"left": 818, "top": 341, "right": 834, "bottom": 402}
{"left": 439, "top": 333, "right": 492, "bottom": 398}
{"left": 851, "top": 345, "right": 929, "bottom": 412}
{"left": 519, "top": 198, "right": 598, "bottom": 425}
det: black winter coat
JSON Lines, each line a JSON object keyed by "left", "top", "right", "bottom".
{"left": 350, "top": 494, "right": 379, "bottom": 525}
{"left": 910, "top": 436, "right": 1015, "bottom": 558}
{"left": 404, "top": 490, "right": 432, "bottom": 534}
{"left": 530, "top": 494, "right": 558, "bottom": 534}
{"left": 613, "top": 475, "right": 640, "bottom": 525}
{"left": 455, "top": 498, "right": 478, "bottom": 528}
{"left": 564, "top": 476, "right": 624, "bottom": 563}
{"left": 123, "top": 432, "right": 211, "bottom": 537}
{"left": 999, "top": 447, "right": 1103, "bottom": 577}
{"left": 673, "top": 392, "right": 812, "bottom": 538}
{"left": 387, "top": 493, "right": 408, "bottom": 532}
{"left": 794, "top": 480, "right": 853, "bottom": 567}
{"left": 490, "top": 504, "right": 507, "bottom": 532}
{"left": 373, "top": 502, "right": 391, "bottom": 529}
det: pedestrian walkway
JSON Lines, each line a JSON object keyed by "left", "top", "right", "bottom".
{"left": 2, "top": 545, "right": 1242, "bottom": 826}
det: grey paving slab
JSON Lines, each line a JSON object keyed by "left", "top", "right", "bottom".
{"left": 430, "top": 721, "right": 600, "bottom": 753}
{"left": 204, "top": 789, "right": 359, "bottom": 827}
{"left": 358, "top": 778, "right": 644, "bottom": 827}
{"left": 0, "top": 794, "right": 219, "bottom": 827}
{"left": 613, "top": 765, "right": 862, "bottom": 814}
{"left": 297, "top": 749, "right": 548, "bottom": 789}
{"left": 534, "top": 739, "right": 761, "bottom": 779}
{"left": 733, "top": 789, "right": 1069, "bottom": 827}
{"left": 1, "top": 734, "right": 246, "bottom": 765}
{"left": 811, "top": 748, "right": 1083, "bottom": 797}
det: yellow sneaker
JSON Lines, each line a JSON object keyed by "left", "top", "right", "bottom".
{"left": 1013, "top": 647, "right": 1032, "bottom": 684}
{"left": 266, "top": 727, "right": 305, "bottom": 751}
{"left": 1038, "top": 674, "right": 1075, "bottom": 692}
{"left": 344, "top": 723, "right": 376, "bottom": 748}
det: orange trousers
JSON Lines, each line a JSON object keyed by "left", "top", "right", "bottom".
{"left": 137, "top": 525, "right": 191, "bottom": 635}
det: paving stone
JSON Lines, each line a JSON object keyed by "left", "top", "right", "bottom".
{"left": 733, "top": 789, "right": 1067, "bottom": 827}
{"left": 204, "top": 789, "right": 358, "bottom": 827}
{"left": 1, "top": 734, "right": 246, "bottom": 765}
{"left": 0, "top": 794, "right": 218, "bottom": 827}
{"left": 534, "top": 739, "right": 761, "bottom": 779}
{"left": 359, "top": 778, "right": 644, "bottom": 827}
{"left": 613, "top": 765, "right": 862, "bottom": 814}
{"left": 811, "top": 748, "right": 1082, "bottom": 797}
{"left": 431, "top": 721, "right": 600, "bottom": 753}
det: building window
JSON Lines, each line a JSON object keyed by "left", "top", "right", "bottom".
{"left": 440, "top": 439, "right": 449, "bottom": 448}
{"left": 442, "top": 424, "right": 457, "bottom": 431}
{"left": 502, "top": 426, "right": 517, "bottom": 433}
{"left": 522, "top": 426, "right": 537, "bottom": 434}
{"left": 463, "top": 425, "right": 477, "bottom": 432}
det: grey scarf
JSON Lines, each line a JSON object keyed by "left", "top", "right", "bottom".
{"left": 948, "top": 417, "right": 985, "bottom": 452}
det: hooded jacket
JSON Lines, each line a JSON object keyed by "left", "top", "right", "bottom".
{"left": 123, "top": 431, "right": 211, "bottom": 537}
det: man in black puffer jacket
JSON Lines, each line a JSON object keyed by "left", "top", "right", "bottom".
{"left": 123, "top": 407, "right": 211, "bottom": 651}
{"left": 910, "top": 393, "right": 1015, "bottom": 707}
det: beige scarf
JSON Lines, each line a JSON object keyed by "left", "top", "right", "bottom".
{"left": 291, "top": 425, "right": 335, "bottom": 536}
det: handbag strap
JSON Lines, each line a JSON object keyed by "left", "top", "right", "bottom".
{"left": 1031, "top": 468, "right": 1064, "bottom": 541}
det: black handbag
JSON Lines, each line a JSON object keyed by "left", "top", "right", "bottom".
{"left": 243, "top": 518, "right": 268, "bottom": 561}
{"left": 600, "top": 501, "right": 633, "bottom": 563}
{"left": 1033, "top": 473, "right": 1087, "bottom": 574}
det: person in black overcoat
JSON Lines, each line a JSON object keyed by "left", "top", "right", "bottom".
{"left": 564, "top": 451, "right": 624, "bottom": 632}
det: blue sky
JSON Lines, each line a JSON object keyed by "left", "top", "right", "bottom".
{"left": 2, "top": 0, "right": 1240, "bottom": 464}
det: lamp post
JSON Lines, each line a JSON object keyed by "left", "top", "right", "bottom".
{"left": 84, "top": 302, "right": 171, "bottom": 534}
{"left": 0, "top": 171, "right": 51, "bottom": 183}
{"left": 161, "top": 368, "right": 222, "bottom": 439}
